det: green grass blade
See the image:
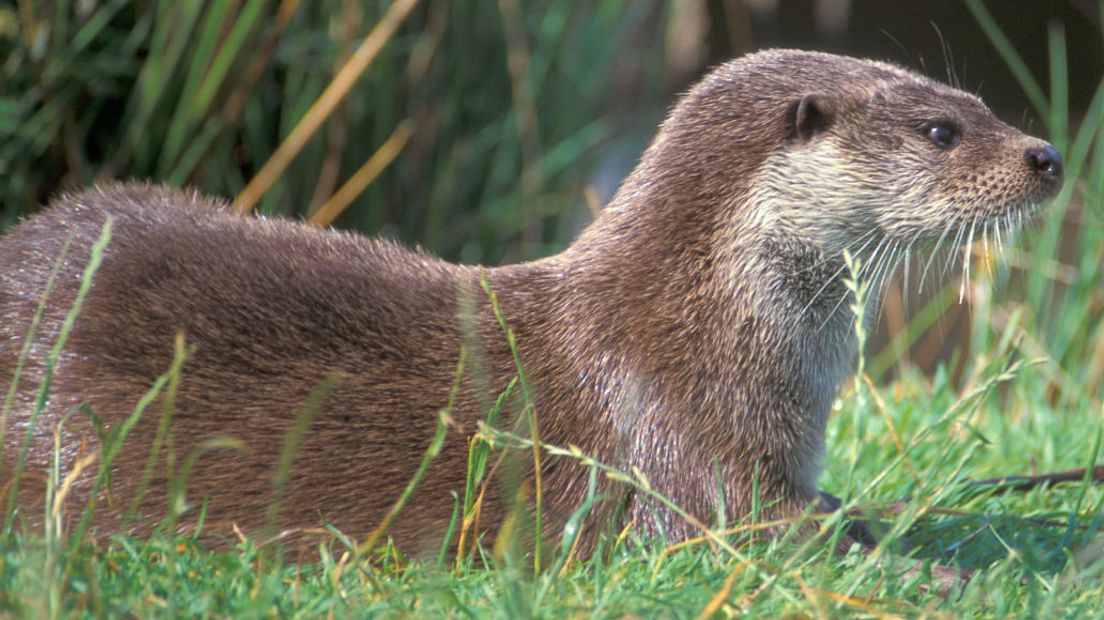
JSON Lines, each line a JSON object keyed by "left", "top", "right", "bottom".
{"left": 4, "top": 220, "right": 112, "bottom": 537}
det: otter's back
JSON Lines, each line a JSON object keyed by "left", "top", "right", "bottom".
{"left": 0, "top": 185, "right": 475, "bottom": 541}
{"left": 2, "top": 184, "right": 467, "bottom": 384}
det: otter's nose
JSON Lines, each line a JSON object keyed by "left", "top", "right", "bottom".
{"left": 1025, "top": 144, "right": 1063, "bottom": 182}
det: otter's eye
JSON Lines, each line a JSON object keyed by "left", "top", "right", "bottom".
{"left": 925, "top": 123, "right": 960, "bottom": 149}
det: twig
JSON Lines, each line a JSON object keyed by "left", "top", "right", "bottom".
{"left": 963, "top": 466, "right": 1104, "bottom": 493}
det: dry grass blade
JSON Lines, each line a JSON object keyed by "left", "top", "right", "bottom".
{"left": 308, "top": 120, "right": 415, "bottom": 228}
{"left": 233, "top": 0, "right": 422, "bottom": 215}
{"left": 803, "top": 588, "right": 907, "bottom": 620}
{"left": 696, "top": 562, "right": 747, "bottom": 619}
{"left": 50, "top": 452, "right": 98, "bottom": 523}
{"left": 862, "top": 374, "right": 920, "bottom": 481}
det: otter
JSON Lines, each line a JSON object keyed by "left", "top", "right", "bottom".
{"left": 0, "top": 50, "right": 1062, "bottom": 554}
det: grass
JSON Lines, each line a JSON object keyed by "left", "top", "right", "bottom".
{"left": 2, "top": 1, "right": 1104, "bottom": 617}
{"left": 2, "top": 340, "right": 1102, "bottom": 616}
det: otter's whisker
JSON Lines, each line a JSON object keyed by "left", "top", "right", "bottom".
{"left": 784, "top": 228, "right": 878, "bottom": 277}
{"left": 794, "top": 231, "right": 886, "bottom": 326}
{"left": 822, "top": 287, "right": 854, "bottom": 332}
{"left": 944, "top": 220, "right": 968, "bottom": 278}
{"left": 820, "top": 237, "right": 889, "bottom": 332}
{"left": 920, "top": 219, "right": 956, "bottom": 293}
{"left": 983, "top": 221, "right": 994, "bottom": 280}
{"left": 876, "top": 240, "right": 902, "bottom": 297}
{"left": 932, "top": 251, "right": 946, "bottom": 295}
{"left": 861, "top": 236, "right": 892, "bottom": 280}
{"left": 868, "top": 239, "right": 893, "bottom": 295}
{"left": 869, "top": 241, "right": 905, "bottom": 327}
{"left": 869, "top": 244, "right": 894, "bottom": 313}
{"left": 848, "top": 228, "right": 880, "bottom": 256}
{"left": 960, "top": 215, "right": 979, "bottom": 303}
{"left": 842, "top": 236, "right": 900, "bottom": 332}
{"left": 901, "top": 243, "right": 914, "bottom": 313}
{"left": 798, "top": 261, "right": 851, "bottom": 322}
{"left": 998, "top": 211, "right": 1006, "bottom": 251}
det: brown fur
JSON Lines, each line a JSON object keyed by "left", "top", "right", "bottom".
{"left": 0, "top": 50, "right": 1061, "bottom": 553}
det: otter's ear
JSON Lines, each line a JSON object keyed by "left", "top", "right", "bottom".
{"left": 794, "top": 93, "right": 835, "bottom": 141}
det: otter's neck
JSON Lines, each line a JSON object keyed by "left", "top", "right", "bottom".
{"left": 561, "top": 173, "right": 860, "bottom": 361}
{"left": 497, "top": 179, "right": 861, "bottom": 513}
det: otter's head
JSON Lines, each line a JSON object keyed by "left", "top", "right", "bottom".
{"left": 650, "top": 49, "right": 1063, "bottom": 257}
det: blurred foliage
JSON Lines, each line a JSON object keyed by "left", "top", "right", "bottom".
{"left": 0, "top": 0, "right": 671, "bottom": 263}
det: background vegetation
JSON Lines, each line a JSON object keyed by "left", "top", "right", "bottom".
{"left": 0, "top": 0, "right": 674, "bottom": 263}
{"left": 1, "top": 0, "right": 1102, "bottom": 616}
